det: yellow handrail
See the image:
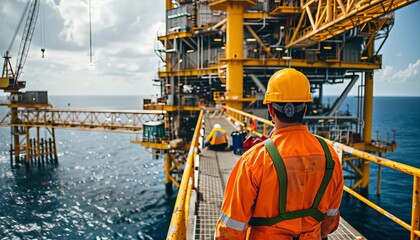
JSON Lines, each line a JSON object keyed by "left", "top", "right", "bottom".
{"left": 166, "top": 109, "right": 204, "bottom": 240}
{"left": 323, "top": 139, "right": 420, "bottom": 239}
{"left": 222, "top": 105, "right": 274, "bottom": 136}
{"left": 222, "top": 106, "right": 420, "bottom": 239}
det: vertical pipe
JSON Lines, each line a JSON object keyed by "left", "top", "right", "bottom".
{"left": 364, "top": 70, "right": 373, "bottom": 144}
{"left": 41, "top": 138, "right": 45, "bottom": 164}
{"left": 52, "top": 128, "right": 58, "bottom": 163}
{"left": 165, "top": 153, "right": 173, "bottom": 195}
{"left": 25, "top": 127, "right": 30, "bottom": 165}
{"left": 48, "top": 138, "right": 53, "bottom": 162}
{"left": 225, "top": 3, "right": 244, "bottom": 110}
{"left": 327, "top": 0, "right": 332, "bottom": 22}
{"left": 37, "top": 127, "right": 40, "bottom": 164}
{"left": 362, "top": 43, "right": 374, "bottom": 189}
{"left": 411, "top": 176, "right": 420, "bottom": 240}
{"left": 377, "top": 152, "right": 382, "bottom": 195}
{"left": 29, "top": 139, "right": 33, "bottom": 162}
{"left": 9, "top": 142, "right": 13, "bottom": 167}
{"left": 12, "top": 108, "right": 20, "bottom": 165}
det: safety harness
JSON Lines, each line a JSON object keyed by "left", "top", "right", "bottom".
{"left": 249, "top": 136, "right": 335, "bottom": 226}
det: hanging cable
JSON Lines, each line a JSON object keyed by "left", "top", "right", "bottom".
{"left": 40, "top": 0, "right": 45, "bottom": 58}
{"left": 89, "top": 0, "right": 93, "bottom": 66}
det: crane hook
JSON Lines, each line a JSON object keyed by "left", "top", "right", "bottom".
{"left": 41, "top": 48, "right": 45, "bottom": 58}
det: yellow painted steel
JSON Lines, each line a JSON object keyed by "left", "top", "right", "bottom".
{"left": 240, "top": 58, "right": 382, "bottom": 69}
{"left": 225, "top": 2, "right": 245, "bottom": 110}
{"left": 324, "top": 139, "right": 420, "bottom": 177}
{"left": 0, "top": 77, "right": 10, "bottom": 88}
{"left": 362, "top": 43, "right": 374, "bottom": 188}
{"left": 158, "top": 66, "right": 218, "bottom": 78}
{"left": 184, "top": 172, "right": 194, "bottom": 230}
{"left": 411, "top": 176, "right": 420, "bottom": 240}
{"left": 286, "top": 0, "right": 418, "bottom": 47}
{"left": 324, "top": 139, "right": 420, "bottom": 237}
{"left": 167, "top": 109, "right": 204, "bottom": 240}
{"left": 0, "top": 109, "right": 167, "bottom": 133}
{"left": 223, "top": 105, "right": 274, "bottom": 135}
{"left": 165, "top": 153, "right": 172, "bottom": 188}
{"left": 25, "top": 126, "right": 30, "bottom": 165}
{"left": 343, "top": 186, "right": 415, "bottom": 233}
{"left": 243, "top": 12, "right": 269, "bottom": 19}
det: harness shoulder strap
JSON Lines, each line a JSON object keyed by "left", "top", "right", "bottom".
{"left": 262, "top": 138, "right": 287, "bottom": 214}
{"left": 312, "top": 137, "right": 335, "bottom": 208}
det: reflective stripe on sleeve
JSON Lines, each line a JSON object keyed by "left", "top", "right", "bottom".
{"left": 326, "top": 208, "right": 339, "bottom": 216}
{"left": 219, "top": 212, "right": 247, "bottom": 231}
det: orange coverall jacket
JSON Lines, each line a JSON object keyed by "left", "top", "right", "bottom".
{"left": 215, "top": 125, "right": 344, "bottom": 240}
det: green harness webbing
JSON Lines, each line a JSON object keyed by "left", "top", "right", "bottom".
{"left": 249, "top": 136, "right": 335, "bottom": 226}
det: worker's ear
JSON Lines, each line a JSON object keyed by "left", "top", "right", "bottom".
{"left": 267, "top": 104, "right": 275, "bottom": 120}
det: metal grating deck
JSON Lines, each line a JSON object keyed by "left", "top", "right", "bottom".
{"left": 191, "top": 116, "right": 365, "bottom": 240}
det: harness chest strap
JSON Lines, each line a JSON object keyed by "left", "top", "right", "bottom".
{"left": 249, "top": 136, "right": 335, "bottom": 226}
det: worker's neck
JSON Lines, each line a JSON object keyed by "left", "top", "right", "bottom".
{"left": 275, "top": 120, "right": 302, "bottom": 129}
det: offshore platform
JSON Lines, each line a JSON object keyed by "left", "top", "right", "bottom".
{"left": 1, "top": 0, "right": 420, "bottom": 239}
{"left": 145, "top": 0, "right": 414, "bottom": 191}
{"left": 143, "top": 0, "right": 419, "bottom": 239}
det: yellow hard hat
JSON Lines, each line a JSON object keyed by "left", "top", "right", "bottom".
{"left": 263, "top": 68, "right": 312, "bottom": 104}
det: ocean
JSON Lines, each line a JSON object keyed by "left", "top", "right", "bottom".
{"left": 0, "top": 96, "right": 419, "bottom": 239}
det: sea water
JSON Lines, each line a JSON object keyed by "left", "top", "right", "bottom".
{"left": 0, "top": 96, "right": 419, "bottom": 239}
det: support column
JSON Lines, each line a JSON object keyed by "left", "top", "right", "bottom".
{"left": 37, "top": 127, "right": 41, "bottom": 164}
{"left": 165, "top": 153, "right": 174, "bottom": 195}
{"left": 362, "top": 43, "right": 374, "bottom": 189}
{"left": 52, "top": 128, "right": 58, "bottom": 163}
{"left": 225, "top": 3, "right": 244, "bottom": 110}
{"left": 210, "top": 0, "right": 255, "bottom": 111}
{"left": 11, "top": 108, "right": 20, "bottom": 165}
{"left": 25, "top": 127, "right": 30, "bottom": 165}
{"left": 411, "top": 176, "right": 420, "bottom": 240}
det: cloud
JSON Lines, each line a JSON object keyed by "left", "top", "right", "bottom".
{"left": 375, "top": 59, "right": 420, "bottom": 83}
{"left": 395, "top": 52, "right": 403, "bottom": 59}
{"left": 1, "top": 0, "right": 166, "bottom": 96}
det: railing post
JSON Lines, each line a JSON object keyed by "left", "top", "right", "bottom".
{"left": 165, "top": 153, "right": 173, "bottom": 195}
{"left": 411, "top": 176, "right": 420, "bottom": 240}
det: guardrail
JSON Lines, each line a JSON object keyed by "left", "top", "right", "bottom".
{"left": 0, "top": 109, "right": 166, "bottom": 133}
{"left": 222, "top": 106, "right": 420, "bottom": 239}
{"left": 166, "top": 109, "right": 204, "bottom": 240}
{"left": 323, "top": 139, "right": 420, "bottom": 239}
{"left": 222, "top": 105, "right": 274, "bottom": 136}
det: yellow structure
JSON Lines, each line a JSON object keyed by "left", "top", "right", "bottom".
{"left": 145, "top": 0, "right": 420, "bottom": 191}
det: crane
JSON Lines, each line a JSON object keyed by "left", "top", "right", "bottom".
{"left": 0, "top": 0, "right": 40, "bottom": 93}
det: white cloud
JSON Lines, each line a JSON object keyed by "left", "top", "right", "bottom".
{"left": 1, "top": 0, "right": 165, "bottom": 97}
{"left": 375, "top": 59, "right": 420, "bottom": 83}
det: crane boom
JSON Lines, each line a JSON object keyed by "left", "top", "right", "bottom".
{"left": 15, "top": 0, "right": 40, "bottom": 81}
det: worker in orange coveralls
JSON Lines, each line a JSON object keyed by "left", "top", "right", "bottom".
{"left": 215, "top": 68, "right": 344, "bottom": 240}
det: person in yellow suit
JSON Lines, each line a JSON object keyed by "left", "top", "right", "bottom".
{"left": 215, "top": 68, "right": 344, "bottom": 240}
{"left": 205, "top": 124, "right": 229, "bottom": 151}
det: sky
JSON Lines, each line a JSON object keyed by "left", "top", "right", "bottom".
{"left": 0, "top": 0, "right": 419, "bottom": 97}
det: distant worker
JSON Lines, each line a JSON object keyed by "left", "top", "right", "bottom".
{"left": 205, "top": 124, "right": 229, "bottom": 151}
{"left": 215, "top": 68, "right": 344, "bottom": 239}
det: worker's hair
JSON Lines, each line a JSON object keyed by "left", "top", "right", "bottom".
{"left": 272, "top": 103, "right": 305, "bottom": 123}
